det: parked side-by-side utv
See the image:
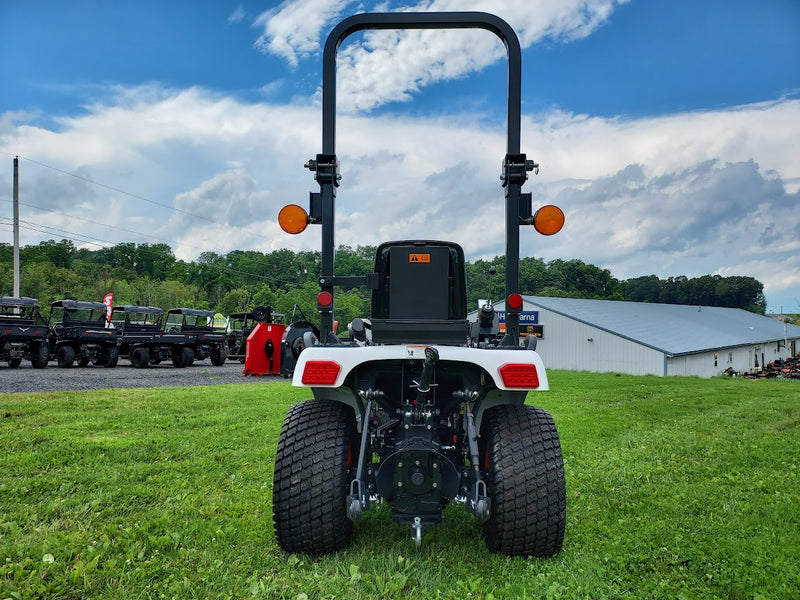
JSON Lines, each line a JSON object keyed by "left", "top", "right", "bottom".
{"left": 48, "top": 299, "right": 120, "bottom": 368}
{"left": 164, "top": 308, "right": 227, "bottom": 367}
{"left": 0, "top": 296, "right": 50, "bottom": 368}
{"left": 270, "top": 12, "right": 567, "bottom": 557}
{"left": 111, "top": 304, "right": 197, "bottom": 368}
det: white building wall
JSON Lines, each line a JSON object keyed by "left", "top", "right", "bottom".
{"left": 667, "top": 340, "right": 796, "bottom": 377}
{"left": 534, "top": 308, "right": 665, "bottom": 376}
{"left": 498, "top": 300, "right": 800, "bottom": 378}
{"left": 667, "top": 351, "right": 723, "bottom": 378}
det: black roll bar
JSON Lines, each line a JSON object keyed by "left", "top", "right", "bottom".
{"left": 310, "top": 12, "right": 533, "bottom": 345}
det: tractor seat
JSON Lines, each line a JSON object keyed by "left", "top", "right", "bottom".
{"left": 369, "top": 241, "right": 468, "bottom": 345}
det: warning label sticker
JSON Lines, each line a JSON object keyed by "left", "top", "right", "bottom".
{"left": 409, "top": 253, "right": 431, "bottom": 263}
{"left": 405, "top": 345, "right": 428, "bottom": 358}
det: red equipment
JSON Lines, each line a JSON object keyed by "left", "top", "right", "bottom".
{"left": 243, "top": 322, "right": 286, "bottom": 375}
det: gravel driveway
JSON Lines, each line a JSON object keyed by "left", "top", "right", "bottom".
{"left": 0, "top": 360, "right": 285, "bottom": 394}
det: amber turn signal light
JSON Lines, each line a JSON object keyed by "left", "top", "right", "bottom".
{"left": 278, "top": 204, "right": 309, "bottom": 234}
{"left": 532, "top": 205, "right": 565, "bottom": 236}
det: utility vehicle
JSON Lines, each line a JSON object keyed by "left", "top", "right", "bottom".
{"left": 48, "top": 299, "right": 119, "bottom": 368}
{"left": 271, "top": 12, "right": 567, "bottom": 557}
{"left": 0, "top": 296, "right": 50, "bottom": 368}
{"left": 111, "top": 305, "right": 194, "bottom": 368}
{"left": 163, "top": 308, "right": 227, "bottom": 366}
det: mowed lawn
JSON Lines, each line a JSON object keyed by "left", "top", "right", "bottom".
{"left": 1, "top": 372, "right": 798, "bottom": 599}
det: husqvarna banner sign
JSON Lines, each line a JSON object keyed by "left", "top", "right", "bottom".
{"left": 496, "top": 310, "right": 538, "bottom": 325}
{"left": 497, "top": 310, "right": 541, "bottom": 336}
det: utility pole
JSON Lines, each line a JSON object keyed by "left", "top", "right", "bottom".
{"left": 13, "top": 156, "right": 20, "bottom": 296}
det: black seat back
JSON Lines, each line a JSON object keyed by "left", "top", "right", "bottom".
{"left": 370, "top": 241, "right": 468, "bottom": 344}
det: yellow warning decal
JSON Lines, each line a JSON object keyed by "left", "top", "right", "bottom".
{"left": 409, "top": 253, "right": 431, "bottom": 263}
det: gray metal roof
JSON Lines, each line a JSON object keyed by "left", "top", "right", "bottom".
{"left": 519, "top": 296, "right": 800, "bottom": 356}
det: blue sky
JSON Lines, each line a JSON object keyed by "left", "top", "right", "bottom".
{"left": 1, "top": 0, "right": 799, "bottom": 312}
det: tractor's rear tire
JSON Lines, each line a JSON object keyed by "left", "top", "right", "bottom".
{"left": 273, "top": 399, "right": 356, "bottom": 555}
{"left": 481, "top": 404, "right": 566, "bottom": 557}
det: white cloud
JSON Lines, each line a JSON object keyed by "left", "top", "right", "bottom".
{"left": 254, "top": 0, "right": 628, "bottom": 111}
{"left": 253, "top": 0, "right": 359, "bottom": 67}
{"left": 227, "top": 5, "right": 246, "bottom": 25}
{"left": 1, "top": 83, "right": 798, "bottom": 309}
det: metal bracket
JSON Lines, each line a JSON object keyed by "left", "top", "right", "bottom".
{"left": 331, "top": 273, "right": 379, "bottom": 289}
{"left": 305, "top": 153, "right": 341, "bottom": 187}
{"left": 308, "top": 192, "right": 322, "bottom": 223}
{"left": 501, "top": 153, "right": 537, "bottom": 187}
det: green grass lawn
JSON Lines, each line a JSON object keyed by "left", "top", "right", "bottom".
{"left": 1, "top": 372, "right": 798, "bottom": 599}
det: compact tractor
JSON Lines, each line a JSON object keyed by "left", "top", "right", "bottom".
{"left": 271, "top": 12, "right": 567, "bottom": 557}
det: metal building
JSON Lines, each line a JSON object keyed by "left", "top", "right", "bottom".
{"left": 484, "top": 296, "right": 800, "bottom": 377}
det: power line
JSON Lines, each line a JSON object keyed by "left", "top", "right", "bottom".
{"left": 0, "top": 219, "right": 111, "bottom": 249}
{"left": 2, "top": 151, "right": 223, "bottom": 227}
{"left": 0, "top": 197, "right": 211, "bottom": 256}
{"left": 0, "top": 217, "right": 310, "bottom": 290}
{"left": 0, "top": 153, "right": 311, "bottom": 289}
{"left": 1, "top": 151, "right": 284, "bottom": 258}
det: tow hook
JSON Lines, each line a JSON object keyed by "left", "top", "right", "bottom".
{"left": 412, "top": 517, "right": 423, "bottom": 548}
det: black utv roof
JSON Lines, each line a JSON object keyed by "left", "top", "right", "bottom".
{"left": 51, "top": 299, "right": 107, "bottom": 310}
{"left": 114, "top": 305, "right": 164, "bottom": 315}
{"left": 0, "top": 296, "right": 40, "bottom": 307}
{"left": 228, "top": 312, "right": 253, "bottom": 319}
{"left": 167, "top": 307, "right": 215, "bottom": 317}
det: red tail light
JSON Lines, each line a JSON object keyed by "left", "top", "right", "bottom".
{"left": 301, "top": 360, "right": 341, "bottom": 385}
{"left": 507, "top": 293, "right": 523, "bottom": 310}
{"left": 498, "top": 363, "right": 540, "bottom": 388}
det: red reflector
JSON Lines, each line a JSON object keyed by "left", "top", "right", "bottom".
{"left": 507, "top": 293, "right": 523, "bottom": 310}
{"left": 301, "top": 360, "right": 341, "bottom": 385}
{"left": 317, "top": 292, "right": 333, "bottom": 307}
{"left": 498, "top": 363, "right": 540, "bottom": 388}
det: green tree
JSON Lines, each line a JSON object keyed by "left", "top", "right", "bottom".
{"left": 335, "top": 245, "right": 374, "bottom": 277}
{"left": 155, "top": 279, "right": 204, "bottom": 311}
{"left": 333, "top": 289, "right": 370, "bottom": 331}
{"left": 219, "top": 287, "right": 253, "bottom": 315}
{"left": 625, "top": 275, "right": 662, "bottom": 303}
{"left": 20, "top": 239, "right": 76, "bottom": 269}
{"left": 519, "top": 256, "right": 548, "bottom": 296}
{"left": 274, "top": 281, "right": 319, "bottom": 324}
{"left": 252, "top": 284, "right": 278, "bottom": 311}
{"left": 91, "top": 242, "right": 137, "bottom": 279}
{"left": 133, "top": 243, "right": 175, "bottom": 279}
{"left": 465, "top": 257, "right": 505, "bottom": 309}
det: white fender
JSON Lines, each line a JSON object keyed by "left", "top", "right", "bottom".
{"left": 291, "top": 344, "right": 549, "bottom": 391}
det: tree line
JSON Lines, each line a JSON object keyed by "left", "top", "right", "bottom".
{"left": 1, "top": 240, "right": 768, "bottom": 327}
